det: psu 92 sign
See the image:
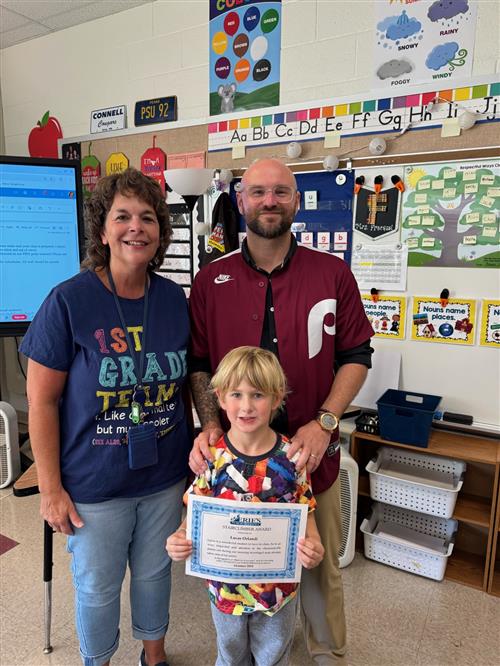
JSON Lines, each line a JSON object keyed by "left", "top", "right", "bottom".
{"left": 134, "top": 97, "right": 178, "bottom": 126}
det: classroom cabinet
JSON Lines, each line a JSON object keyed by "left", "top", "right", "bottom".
{"left": 350, "top": 429, "right": 500, "bottom": 593}
{"left": 487, "top": 481, "right": 500, "bottom": 596}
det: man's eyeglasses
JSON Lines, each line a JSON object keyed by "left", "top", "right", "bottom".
{"left": 241, "top": 186, "right": 296, "bottom": 203}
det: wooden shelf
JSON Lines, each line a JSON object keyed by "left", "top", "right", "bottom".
{"left": 445, "top": 549, "right": 485, "bottom": 590}
{"left": 359, "top": 477, "right": 490, "bottom": 527}
{"left": 351, "top": 430, "right": 500, "bottom": 595}
{"left": 358, "top": 475, "right": 369, "bottom": 496}
{"left": 489, "top": 572, "right": 500, "bottom": 597}
{"left": 352, "top": 430, "right": 500, "bottom": 464}
{"left": 453, "top": 494, "right": 491, "bottom": 527}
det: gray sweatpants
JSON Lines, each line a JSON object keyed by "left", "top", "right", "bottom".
{"left": 210, "top": 596, "right": 298, "bottom": 666}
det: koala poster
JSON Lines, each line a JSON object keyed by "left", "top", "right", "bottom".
{"left": 209, "top": 0, "right": 282, "bottom": 116}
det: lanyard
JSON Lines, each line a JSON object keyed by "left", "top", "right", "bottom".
{"left": 107, "top": 269, "right": 149, "bottom": 424}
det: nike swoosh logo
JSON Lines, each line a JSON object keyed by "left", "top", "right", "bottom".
{"left": 214, "top": 275, "right": 234, "bottom": 284}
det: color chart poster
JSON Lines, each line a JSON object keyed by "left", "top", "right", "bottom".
{"left": 374, "top": 0, "right": 477, "bottom": 89}
{"left": 209, "top": 0, "right": 281, "bottom": 116}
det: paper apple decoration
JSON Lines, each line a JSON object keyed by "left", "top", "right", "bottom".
{"left": 28, "top": 111, "right": 63, "bottom": 158}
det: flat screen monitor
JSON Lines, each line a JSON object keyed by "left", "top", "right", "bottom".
{"left": 0, "top": 155, "right": 84, "bottom": 336}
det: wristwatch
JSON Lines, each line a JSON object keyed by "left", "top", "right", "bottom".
{"left": 316, "top": 409, "right": 339, "bottom": 433}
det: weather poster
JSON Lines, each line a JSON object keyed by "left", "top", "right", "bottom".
{"left": 209, "top": 0, "right": 281, "bottom": 116}
{"left": 401, "top": 160, "right": 500, "bottom": 269}
{"left": 412, "top": 297, "right": 476, "bottom": 345}
{"left": 479, "top": 300, "right": 500, "bottom": 347}
{"left": 374, "top": 0, "right": 477, "bottom": 89}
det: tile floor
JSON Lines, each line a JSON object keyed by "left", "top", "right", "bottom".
{"left": 1, "top": 487, "right": 499, "bottom": 666}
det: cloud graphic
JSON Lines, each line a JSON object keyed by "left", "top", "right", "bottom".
{"left": 377, "top": 59, "right": 413, "bottom": 80}
{"left": 428, "top": 0, "right": 469, "bottom": 22}
{"left": 377, "top": 15, "right": 399, "bottom": 32}
{"left": 426, "top": 42, "right": 459, "bottom": 70}
{"left": 387, "top": 12, "right": 422, "bottom": 40}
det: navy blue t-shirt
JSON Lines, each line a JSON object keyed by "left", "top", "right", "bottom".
{"left": 20, "top": 270, "right": 192, "bottom": 502}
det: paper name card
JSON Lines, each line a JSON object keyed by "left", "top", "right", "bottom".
{"left": 432, "top": 179, "right": 445, "bottom": 190}
{"left": 482, "top": 226, "right": 497, "bottom": 238}
{"left": 421, "top": 237, "right": 435, "bottom": 248}
{"left": 487, "top": 187, "right": 500, "bottom": 197}
{"left": 443, "top": 168, "right": 456, "bottom": 179}
{"left": 415, "top": 193, "right": 428, "bottom": 203}
{"left": 324, "top": 131, "right": 341, "bottom": 148}
{"left": 462, "top": 171, "right": 476, "bottom": 181}
{"left": 466, "top": 212, "right": 480, "bottom": 224}
{"left": 464, "top": 183, "right": 479, "bottom": 194}
{"left": 480, "top": 175, "right": 495, "bottom": 185}
{"left": 482, "top": 213, "right": 497, "bottom": 224}
{"left": 407, "top": 238, "right": 419, "bottom": 248}
{"left": 232, "top": 144, "right": 246, "bottom": 159}
{"left": 418, "top": 179, "right": 430, "bottom": 190}
{"left": 422, "top": 216, "right": 434, "bottom": 226}
{"left": 480, "top": 196, "right": 495, "bottom": 208}
{"left": 417, "top": 205, "right": 430, "bottom": 214}
{"left": 463, "top": 235, "right": 477, "bottom": 245}
{"left": 443, "top": 187, "right": 456, "bottom": 198}
{"left": 441, "top": 118, "right": 461, "bottom": 137}
{"left": 408, "top": 215, "right": 420, "bottom": 225}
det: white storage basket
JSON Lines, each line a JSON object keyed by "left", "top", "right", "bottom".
{"left": 366, "top": 447, "right": 466, "bottom": 518}
{"left": 360, "top": 502, "right": 457, "bottom": 581}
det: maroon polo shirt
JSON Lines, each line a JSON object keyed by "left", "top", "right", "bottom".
{"left": 189, "top": 238, "right": 373, "bottom": 494}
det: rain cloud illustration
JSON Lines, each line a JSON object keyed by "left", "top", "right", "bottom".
{"left": 427, "top": 0, "right": 470, "bottom": 22}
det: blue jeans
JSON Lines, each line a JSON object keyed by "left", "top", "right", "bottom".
{"left": 67, "top": 481, "right": 185, "bottom": 666}
{"left": 210, "top": 596, "right": 298, "bottom": 666}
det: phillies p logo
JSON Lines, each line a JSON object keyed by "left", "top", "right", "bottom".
{"left": 307, "top": 299, "right": 337, "bottom": 359}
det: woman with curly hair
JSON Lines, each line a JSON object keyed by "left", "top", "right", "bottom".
{"left": 20, "top": 168, "right": 191, "bottom": 666}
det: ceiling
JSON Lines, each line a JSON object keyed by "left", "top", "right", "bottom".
{"left": 0, "top": 0, "right": 152, "bottom": 49}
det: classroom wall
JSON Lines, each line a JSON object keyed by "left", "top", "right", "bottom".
{"left": 1, "top": 0, "right": 499, "bottom": 156}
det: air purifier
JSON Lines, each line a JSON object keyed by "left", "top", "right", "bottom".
{"left": 0, "top": 402, "right": 20, "bottom": 488}
{"left": 338, "top": 447, "right": 358, "bottom": 568}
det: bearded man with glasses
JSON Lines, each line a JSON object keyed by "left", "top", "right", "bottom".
{"left": 188, "top": 158, "right": 373, "bottom": 665}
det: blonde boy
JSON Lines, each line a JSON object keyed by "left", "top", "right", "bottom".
{"left": 167, "top": 346, "right": 323, "bottom": 666}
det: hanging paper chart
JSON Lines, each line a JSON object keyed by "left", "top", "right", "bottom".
{"left": 105, "top": 152, "right": 129, "bottom": 176}
{"left": 141, "top": 136, "right": 166, "bottom": 193}
{"left": 402, "top": 160, "right": 500, "bottom": 268}
{"left": 81, "top": 143, "right": 101, "bottom": 197}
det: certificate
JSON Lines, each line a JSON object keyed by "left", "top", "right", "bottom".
{"left": 185, "top": 494, "right": 308, "bottom": 584}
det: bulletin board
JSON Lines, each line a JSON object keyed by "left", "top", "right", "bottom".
{"left": 228, "top": 170, "right": 354, "bottom": 262}
{"left": 60, "top": 95, "right": 500, "bottom": 432}
{"left": 351, "top": 157, "right": 500, "bottom": 433}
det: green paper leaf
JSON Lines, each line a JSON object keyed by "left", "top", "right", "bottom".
{"left": 41, "top": 110, "right": 50, "bottom": 126}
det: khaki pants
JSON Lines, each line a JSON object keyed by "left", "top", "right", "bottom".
{"left": 300, "top": 478, "right": 347, "bottom": 664}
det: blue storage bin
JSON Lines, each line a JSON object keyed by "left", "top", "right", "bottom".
{"left": 376, "top": 389, "right": 442, "bottom": 447}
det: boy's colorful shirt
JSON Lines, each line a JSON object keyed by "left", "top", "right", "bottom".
{"left": 184, "top": 433, "right": 316, "bottom": 616}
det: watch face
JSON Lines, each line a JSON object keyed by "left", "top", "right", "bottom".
{"left": 320, "top": 412, "right": 338, "bottom": 430}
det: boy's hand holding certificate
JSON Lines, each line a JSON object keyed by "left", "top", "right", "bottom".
{"left": 185, "top": 494, "right": 308, "bottom": 584}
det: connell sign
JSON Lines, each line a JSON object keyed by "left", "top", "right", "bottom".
{"left": 90, "top": 105, "right": 127, "bottom": 134}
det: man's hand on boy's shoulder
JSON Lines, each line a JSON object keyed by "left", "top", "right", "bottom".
{"left": 288, "top": 420, "right": 331, "bottom": 473}
{"left": 189, "top": 424, "right": 223, "bottom": 475}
